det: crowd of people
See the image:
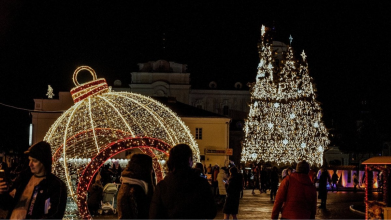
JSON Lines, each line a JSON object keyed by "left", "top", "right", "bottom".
{"left": 0, "top": 142, "right": 222, "bottom": 219}
{"left": 0, "top": 140, "right": 355, "bottom": 219}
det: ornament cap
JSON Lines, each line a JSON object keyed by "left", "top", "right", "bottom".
{"left": 70, "top": 66, "right": 109, "bottom": 103}
{"left": 73, "top": 66, "right": 97, "bottom": 86}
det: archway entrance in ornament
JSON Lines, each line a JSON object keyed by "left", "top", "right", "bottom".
{"left": 75, "top": 136, "right": 171, "bottom": 219}
{"left": 52, "top": 135, "right": 172, "bottom": 219}
{"left": 44, "top": 66, "right": 200, "bottom": 219}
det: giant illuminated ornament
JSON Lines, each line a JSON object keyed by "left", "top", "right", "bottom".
{"left": 241, "top": 25, "right": 329, "bottom": 166}
{"left": 44, "top": 66, "right": 199, "bottom": 219}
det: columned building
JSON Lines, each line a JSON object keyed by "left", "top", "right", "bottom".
{"left": 130, "top": 60, "right": 251, "bottom": 165}
{"left": 130, "top": 60, "right": 191, "bottom": 104}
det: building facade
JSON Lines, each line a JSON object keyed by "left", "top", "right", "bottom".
{"left": 130, "top": 60, "right": 251, "bottom": 165}
{"left": 31, "top": 91, "right": 231, "bottom": 167}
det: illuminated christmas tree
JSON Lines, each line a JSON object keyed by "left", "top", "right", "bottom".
{"left": 241, "top": 25, "right": 329, "bottom": 165}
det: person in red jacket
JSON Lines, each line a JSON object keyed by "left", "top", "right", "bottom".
{"left": 271, "top": 160, "right": 317, "bottom": 219}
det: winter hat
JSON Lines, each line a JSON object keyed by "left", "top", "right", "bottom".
{"left": 25, "top": 141, "right": 52, "bottom": 174}
{"left": 296, "top": 160, "right": 310, "bottom": 174}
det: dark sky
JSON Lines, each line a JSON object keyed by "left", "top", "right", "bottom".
{"left": 1, "top": 1, "right": 390, "bottom": 150}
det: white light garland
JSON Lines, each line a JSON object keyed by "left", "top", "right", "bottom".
{"left": 44, "top": 66, "right": 200, "bottom": 210}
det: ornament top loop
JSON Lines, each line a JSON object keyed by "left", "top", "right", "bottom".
{"left": 73, "top": 66, "right": 97, "bottom": 86}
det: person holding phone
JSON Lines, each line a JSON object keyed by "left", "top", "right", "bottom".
{"left": 0, "top": 141, "right": 67, "bottom": 219}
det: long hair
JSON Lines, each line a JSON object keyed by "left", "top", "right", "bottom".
{"left": 167, "top": 144, "right": 193, "bottom": 172}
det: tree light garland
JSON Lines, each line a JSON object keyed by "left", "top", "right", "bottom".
{"left": 44, "top": 66, "right": 199, "bottom": 218}
{"left": 241, "top": 25, "right": 329, "bottom": 166}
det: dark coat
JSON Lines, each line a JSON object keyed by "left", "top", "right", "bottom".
{"left": 223, "top": 173, "right": 242, "bottom": 214}
{"left": 117, "top": 169, "right": 153, "bottom": 219}
{"left": 271, "top": 173, "right": 317, "bottom": 219}
{"left": 270, "top": 171, "right": 279, "bottom": 190}
{"left": 332, "top": 173, "right": 339, "bottom": 183}
{"left": 260, "top": 169, "right": 268, "bottom": 183}
{"left": 87, "top": 182, "right": 103, "bottom": 211}
{"left": 1, "top": 170, "right": 67, "bottom": 219}
{"left": 318, "top": 170, "right": 331, "bottom": 200}
{"left": 149, "top": 168, "right": 217, "bottom": 219}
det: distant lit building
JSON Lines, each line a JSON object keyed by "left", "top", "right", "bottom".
{"left": 129, "top": 60, "right": 251, "bottom": 165}
{"left": 324, "top": 146, "right": 349, "bottom": 166}
{"left": 31, "top": 92, "right": 231, "bottom": 167}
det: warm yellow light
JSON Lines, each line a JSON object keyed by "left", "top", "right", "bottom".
{"left": 44, "top": 66, "right": 200, "bottom": 212}
{"left": 241, "top": 26, "right": 329, "bottom": 166}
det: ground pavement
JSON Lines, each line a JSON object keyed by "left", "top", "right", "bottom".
{"left": 0, "top": 189, "right": 368, "bottom": 219}
{"left": 215, "top": 189, "right": 366, "bottom": 219}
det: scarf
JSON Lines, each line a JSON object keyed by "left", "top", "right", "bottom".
{"left": 121, "top": 177, "right": 148, "bottom": 195}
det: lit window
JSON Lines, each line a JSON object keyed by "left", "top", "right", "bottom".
{"left": 196, "top": 128, "right": 203, "bottom": 140}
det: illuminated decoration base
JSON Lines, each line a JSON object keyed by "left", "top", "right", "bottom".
{"left": 241, "top": 25, "right": 329, "bottom": 165}
{"left": 77, "top": 136, "right": 170, "bottom": 219}
{"left": 44, "top": 66, "right": 199, "bottom": 219}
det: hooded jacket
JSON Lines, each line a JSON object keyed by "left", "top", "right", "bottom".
{"left": 271, "top": 172, "right": 317, "bottom": 219}
{"left": 149, "top": 167, "right": 217, "bottom": 219}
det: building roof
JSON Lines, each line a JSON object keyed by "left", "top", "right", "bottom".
{"left": 362, "top": 156, "right": 391, "bottom": 165}
{"left": 152, "top": 97, "right": 230, "bottom": 119}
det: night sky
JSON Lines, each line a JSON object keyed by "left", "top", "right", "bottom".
{"left": 0, "top": 1, "right": 390, "bottom": 150}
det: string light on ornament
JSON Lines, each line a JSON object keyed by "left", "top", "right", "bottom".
{"left": 241, "top": 25, "right": 329, "bottom": 165}
{"left": 44, "top": 66, "right": 200, "bottom": 219}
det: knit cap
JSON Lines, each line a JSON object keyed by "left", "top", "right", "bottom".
{"left": 25, "top": 141, "right": 52, "bottom": 174}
